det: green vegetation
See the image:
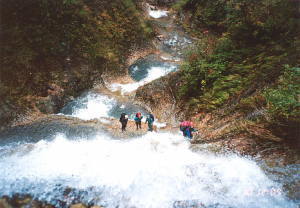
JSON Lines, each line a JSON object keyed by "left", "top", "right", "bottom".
{"left": 0, "top": 0, "right": 153, "bottom": 94}
{"left": 0, "top": 0, "right": 153, "bottom": 125}
{"left": 264, "top": 66, "right": 300, "bottom": 120}
{"left": 175, "top": 0, "right": 300, "bottom": 139}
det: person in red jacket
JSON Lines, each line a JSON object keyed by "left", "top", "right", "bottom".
{"left": 134, "top": 112, "right": 143, "bottom": 130}
{"left": 180, "top": 121, "right": 197, "bottom": 139}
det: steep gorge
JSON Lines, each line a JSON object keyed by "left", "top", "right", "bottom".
{"left": 0, "top": 0, "right": 299, "bottom": 207}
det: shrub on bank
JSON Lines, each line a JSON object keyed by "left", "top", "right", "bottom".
{"left": 174, "top": 0, "right": 300, "bottom": 140}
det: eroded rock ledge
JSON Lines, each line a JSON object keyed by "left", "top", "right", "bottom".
{"left": 135, "top": 71, "right": 184, "bottom": 125}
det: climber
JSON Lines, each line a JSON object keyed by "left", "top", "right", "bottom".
{"left": 119, "top": 113, "right": 129, "bottom": 132}
{"left": 134, "top": 112, "right": 143, "bottom": 130}
{"left": 145, "top": 114, "right": 154, "bottom": 132}
{"left": 185, "top": 125, "right": 197, "bottom": 139}
{"left": 180, "top": 121, "right": 197, "bottom": 139}
{"left": 149, "top": 113, "right": 155, "bottom": 122}
{"left": 180, "top": 121, "right": 189, "bottom": 137}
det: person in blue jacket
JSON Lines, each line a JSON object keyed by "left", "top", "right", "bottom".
{"left": 145, "top": 114, "right": 154, "bottom": 131}
{"left": 180, "top": 121, "right": 198, "bottom": 139}
{"left": 184, "top": 126, "right": 197, "bottom": 139}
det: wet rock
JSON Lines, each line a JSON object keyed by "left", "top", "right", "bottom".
{"left": 70, "top": 203, "right": 87, "bottom": 208}
{"left": 156, "top": 34, "right": 164, "bottom": 41}
{"left": 0, "top": 197, "right": 13, "bottom": 208}
{"left": 0, "top": 115, "right": 104, "bottom": 145}
{"left": 0, "top": 103, "right": 15, "bottom": 131}
{"left": 135, "top": 71, "right": 184, "bottom": 125}
{"left": 0, "top": 113, "right": 152, "bottom": 146}
{"left": 27, "top": 200, "right": 44, "bottom": 208}
{"left": 0, "top": 194, "right": 54, "bottom": 208}
{"left": 35, "top": 84, "right": 66, "bottom": 114}
{"left": 1, "top": 61, "right": 105, "bottom": 131}
{"left": 36, "top": 97, "right": 56, "bottom": 114}
{"left": 149, "top": 5, "right": 157, "bottom": 10}
{"left": 9, "top": 194, "right": 32, "bottom": 208}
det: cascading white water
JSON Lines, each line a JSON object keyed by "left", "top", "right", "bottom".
{"left": 60, "top": 92, "right": 166, "bottom": 128}
{"left": 60, "top": 92, "right": 146, "bottom": 121}
{"left": 69, "top": 94, "right": 116, "bottom": 120}
{"left": 109, "top": 65, "right": 177, "bottom": 95}
{"left": 0, "top": 132, "right": 295, "bottom": 208}
{"left": 148, "top": 9, "right": 169, "bottom": 19}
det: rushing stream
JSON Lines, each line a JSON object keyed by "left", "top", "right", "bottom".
{"left": 61, "top": 92, "right": 149, "bottom": 121}
{"left": 0, "top": 6, "right": 299, "bottom": 208}
{"left": 1, "top": 132, "right": 297, "bottom": 208}
{"left": 109, "top": 55, "right": 178, "bottom": 95}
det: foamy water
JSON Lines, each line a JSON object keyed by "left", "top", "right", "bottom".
{"left": 0, "top": 132, "right": 295, "bottom": 208}
{"left": 61, "top": 93, "right": 116, "bottom": 120}
{"left": 109, "top": 65, "right": 177, "bottom": 95}
{"left": 59, "top": 92, "right": 167, "bottom": 128}
{"left": 160, "top": 55, "right": 181, "bottom": 62}
{"left": 149, "top": 10, "right": 168, "bottom": 19}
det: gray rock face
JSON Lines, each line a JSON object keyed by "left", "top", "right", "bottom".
{"left": 135, "top": 71, "right": 184, "bottom": 125}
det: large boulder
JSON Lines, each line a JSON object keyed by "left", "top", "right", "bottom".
{"left": 135, "top": 71, "right": 184, "bottom": 125}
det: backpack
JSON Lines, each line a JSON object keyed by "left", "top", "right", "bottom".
{"left": 149, "top": 114, "right": 154, "bottom": 122}
{"left": 180, "top": 125, "right": 185, "bottom": 131}
{"left": 180, "top": 121, "right": 192, "bottom": 131}
{"left": 120, "top": 113, "right": 127, "bottom": 122}
{"left": 182, "top": 121, "right": 189, "bottom": 127}
{"left": 180, "top": 121, "right": 186, "bottom": 131}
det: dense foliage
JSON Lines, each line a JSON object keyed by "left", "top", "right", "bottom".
{"left": 175, "top": 0, "right": 300, "bottom": 136}
{"left": 0, "top": 0, "right": 153, "bottom": 125}
{"left": 0, "top": 0, "right": 152, "bottom": 97}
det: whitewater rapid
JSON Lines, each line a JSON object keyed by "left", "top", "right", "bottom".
{"left": 0, "top": 132, "right": 295, "bottom": 208}
{"left": 149, "top": 9, "right": 169, "bottom": 19}
{"left": 61, "top": 93, "right": 117, "bottom": 120}
{"left": 109, "top": 64, "right": 177, "bottom": 95}
{"left": 0, "top": 62, "right": 297, "bottom": 208}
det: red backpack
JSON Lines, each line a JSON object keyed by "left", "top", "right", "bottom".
{"left": 180, "top": 121, "right": 192, "bottom": 127}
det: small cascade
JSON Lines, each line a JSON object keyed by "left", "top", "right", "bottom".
{"left": 109, "top": 56, "right": 178, "bottom": 95}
